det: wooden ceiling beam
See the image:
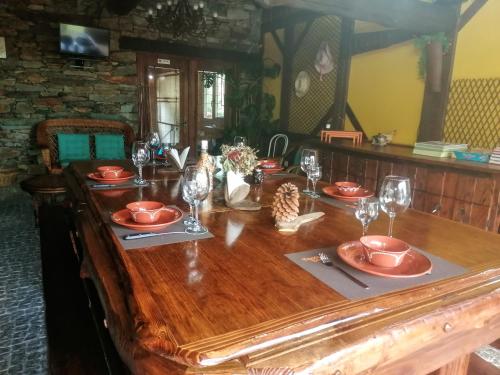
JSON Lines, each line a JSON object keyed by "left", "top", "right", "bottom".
{"left": 353, "top": 29, "right": 415, "bottom": 55}
{"left": 256, "top": 0, "right": 458, "bottom": 33}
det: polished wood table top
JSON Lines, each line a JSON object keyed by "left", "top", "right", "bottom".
{"left": 65, "top": 160, "right": 500, "bottom": 374}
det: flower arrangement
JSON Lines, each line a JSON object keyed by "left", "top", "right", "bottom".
{"left": 220, "top": 144, "right": 258, "bottom": 176}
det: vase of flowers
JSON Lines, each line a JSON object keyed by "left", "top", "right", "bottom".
{"left": 220, "top": 144, "right": 258, "bottom": 205}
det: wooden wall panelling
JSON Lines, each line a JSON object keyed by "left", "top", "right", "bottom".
{"left": 332, "top": 152, "right": 349, "bottom": 182}
{"left": 319, "top": 150, "right": 334, "bottom": 184}
{"left": 364, "top": 159, "right": 378, "bottom": 193}
{"left": 493, "top": 176, "right": 500, "bottom": 233}
{"left": 347, "top": 154, "right": 366, "bottom": 185}
{"left": 376, "top": 160, "right": 394, "bottom": 195}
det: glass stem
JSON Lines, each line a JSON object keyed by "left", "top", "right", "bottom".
{"left": 193, "top": 202, "right": 200, "bottom": 230}
{"left": 312, "top": 180, "right": 317, "bottom": 195}
{"left": 189, "top": 204, "right": 194, "bottom": 219}
{"left": 306, "top": 178, "right": 310, "bottom": 191}
{"left": 138, "top": 165, "right": 143, "bottom": 181}
{"left": 362, "top": 224, "right": 368, "bottom": 236}
{"left": 388, "top": 213, "right": 396, "bottom": 237}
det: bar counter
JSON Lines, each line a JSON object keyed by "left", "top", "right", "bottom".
{"left": 64, "top": 160, "right": 500, "bottom": 374}
{"left": 303, "top": 139, "right": 500, "bottom": 233}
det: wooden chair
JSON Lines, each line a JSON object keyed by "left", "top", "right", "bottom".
{"left": 36, "top": 118, "right": 135, "bottom": 174}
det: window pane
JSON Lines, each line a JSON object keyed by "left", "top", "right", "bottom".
{"left": 204, "top": 84, "right": 213, "bottom": 119}
{"left": 215, "top": 74, "right": 225, "bottom": 118}
{"left": 156, "top": 68, "right": 181, "bottom": 145}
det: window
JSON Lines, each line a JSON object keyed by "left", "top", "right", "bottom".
{"left": 201, "top": 72, "right": 225, "bottom": 121}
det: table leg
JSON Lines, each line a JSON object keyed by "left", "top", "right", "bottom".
{"left": 429, "top": 354, "right": 470, "bottom": 375}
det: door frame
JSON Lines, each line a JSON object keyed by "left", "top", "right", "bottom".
{"left": 137, "top": 52, "right": 234, "bottom": 154}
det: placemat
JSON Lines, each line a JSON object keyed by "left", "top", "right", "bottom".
{"left": 111, "top": 209, "right": 214, "bottom": 250}
{"left": 286, "top": 247, "right": 466, "bottom": 300}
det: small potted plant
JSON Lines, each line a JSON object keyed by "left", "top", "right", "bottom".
{"left": 220, "top": 144, "right": 258, "bottom": 205}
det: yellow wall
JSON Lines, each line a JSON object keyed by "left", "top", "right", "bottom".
{"left": 347, "top": 40, "right": 424, "bottom": 144}
{"left": 453, "top": 0, "right": 500, "bottom": 78}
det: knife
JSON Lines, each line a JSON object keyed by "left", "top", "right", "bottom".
{"left": 124, "top": 230, "right": 196, "bottom": 240}
{"left": 91, "top": 183, "right": 119, "bottom": 188}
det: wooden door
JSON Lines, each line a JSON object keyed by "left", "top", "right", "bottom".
{"left": 137, "top": 53, "right": 232, "bottom": 155}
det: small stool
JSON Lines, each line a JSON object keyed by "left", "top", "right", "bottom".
{"left": 20, "top": 174, "right": 67, "bottom": 225}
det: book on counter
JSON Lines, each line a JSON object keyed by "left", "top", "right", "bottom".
{"left": 413, "top": 141, "right": 468, "bottom": 158}
{"left": 489, "top": 147, "right": 500, "bottom": 165}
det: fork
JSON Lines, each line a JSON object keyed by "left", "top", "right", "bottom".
{"left": 319, "top": 252, "right": 370, "bottom": 289}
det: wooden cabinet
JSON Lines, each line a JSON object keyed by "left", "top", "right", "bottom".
{"left": 313, "top": 143, "right": 500, "bottom": 233}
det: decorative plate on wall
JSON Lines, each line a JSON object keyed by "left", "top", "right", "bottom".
{"left": 314, "top": 41, "right": 334, "bottom": 81}
{"left": 294, "top": 71, "right": 311, "bottom": 98}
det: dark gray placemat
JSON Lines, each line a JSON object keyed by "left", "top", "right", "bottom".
{"left": 111, "top": 208, "right": 214, "bottom": 250}
{"left": 286, "top": 247, "right": 466, "bottom": 300}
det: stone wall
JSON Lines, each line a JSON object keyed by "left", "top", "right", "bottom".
{"left": 0, "top": 0, "right": 261, "bottom": 174}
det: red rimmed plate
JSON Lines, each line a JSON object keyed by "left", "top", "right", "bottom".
{"left": 111, "top": 207, "right": 183, "bottom": 231}
{"left": 322, "top": 185, "right": 374, "bottom": 202}
{"left": 337, "top": 241, "right": 432, "bottom": 278}
{"left": 87, "top": 171, "right": 135, "bottom": 184}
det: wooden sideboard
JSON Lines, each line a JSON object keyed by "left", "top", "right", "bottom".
{"left": 305, "top": 140, "right": 500, "bottom": 233}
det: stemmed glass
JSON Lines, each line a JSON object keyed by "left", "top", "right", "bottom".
{"left": 300, "top": 149, "right": 317, "bottom": 195}
{"left": 307, "top": 164, "right": 322, "bottom": 198}
{"left": 379, "top": 176, "right": 411, "bottom": 237}
{"left": 131, "top": 141, "right": 150, "bottom": 186}
{"left": 355, "top": 197, "right": 380, "bottom": 236}
{"left": 182, "top": 166, "right": 210, "bottom": 234}
{"left": 160, "top": 143, "right": 172, "bottom": 167}
{"left": 233, "top": 136, "right": 247, "bottom": 147}
{"left": 148, "top": 131, "right": 161, "bottom": 166}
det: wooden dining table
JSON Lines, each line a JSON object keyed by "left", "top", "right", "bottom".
{"left": 64, "top": 160, "right": 500, "bottom": 375}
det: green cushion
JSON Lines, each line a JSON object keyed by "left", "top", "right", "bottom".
{"left": 95, "top": 134, "right": 126, "bottom": 160}
{"left": 57, "top": 133, "right": 91, "bottom": 167}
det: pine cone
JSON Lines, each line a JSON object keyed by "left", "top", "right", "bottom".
{"left": 272, "top": 183, "right": 300, "bottom": 223}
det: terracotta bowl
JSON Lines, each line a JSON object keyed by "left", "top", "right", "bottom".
{"left": 97, "top": 165, "right": 124, "bottom": 179}
{"left": 334, "top": 181, "right": 361, "bottom": 196}
{"left": 126, "top": 201, "right": 165, "bottom": 224}
{"left": 258, "top": 159, "right": 281, "bottom": 169}
{"left": 360, "top": 235, "right": 410, "bottom": 268}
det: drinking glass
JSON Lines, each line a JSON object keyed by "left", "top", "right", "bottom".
{"left": 307, "top": 164, "right": 322, "bottom": 198}
{"left": 233, "top": 136, "right": 247, "bottom": 147}
{"left": 379, "top": 176, "right": 411, "bottom": 236}
{"left": 148, "top": 131, "right": 161, "bottom": 165}
{"left": 160, "top": 142, "right": 172, "bottom": 167}
{"left": 131, "top": 141, "right": 150, "bottom": 186}
{"left": 355, "top": 197, "right": 380, "bottom": 236}
{"left": 300, "top": 149, "right": 317, "bottom": 194}
{"left": 182, "top": 166, "right": 210, "bottom": 234}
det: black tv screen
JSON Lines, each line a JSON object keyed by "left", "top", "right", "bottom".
{"left": 60, "top": 24, "right": 109, "bottom": 58}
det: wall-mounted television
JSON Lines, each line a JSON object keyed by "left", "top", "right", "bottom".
{"left": 59, "top": 24, "right": 110, "bottom": 58}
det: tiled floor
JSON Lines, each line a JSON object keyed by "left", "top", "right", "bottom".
{"left": 0, "top": 187, "right": 47, "bottom": 374}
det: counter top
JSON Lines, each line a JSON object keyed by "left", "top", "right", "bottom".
{"left": 307, "top": 139, "right": 500, "bottom": 175}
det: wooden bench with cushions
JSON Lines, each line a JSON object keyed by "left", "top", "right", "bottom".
{"left": 21, "top": 118, "right": 135, "bottom": 223}
{"left": 36, "top": 118, "right": 135, "bottom": 174}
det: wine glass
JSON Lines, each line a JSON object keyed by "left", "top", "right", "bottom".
{"left": 379, "top": 176, "right": 411, "bottom": 237}
{"left": 148, "top": 131, "right": 161, "bottom": 165}
{"left": 160, "top": 143, "right": 172, "bottom": 167}
{"left": 131, "top": 141, "right": 150, "bottom": 186}
{"left": 182, "top": 166, "right": 210, "bottom": 234}
{"left": 300, "top": 149, "right": 317, "bottom": 194}
{"left": 355, "top": 197, "right": 380, "bottom": 236}
{"left": 233, "top": 136, "right": 247, "bottom": 147}
{"left": 307, "top": 164, "right": 322, "bottom": 198}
